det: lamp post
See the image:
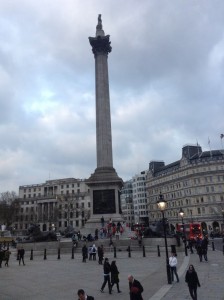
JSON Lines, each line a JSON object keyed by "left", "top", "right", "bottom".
{"left": 179, "top": 208, "right": 188, "bottom": 256}
{"left": 157, "top": 193, "right": 172, "bottom": 284}
{"left": 222, "top": 209, "right": 224, "bottom": 232}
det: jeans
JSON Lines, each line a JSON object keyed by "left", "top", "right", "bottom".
{"left": 170, "top": 266, "right": 179, "bottom": 282}
{"left": 101, "top": 275, "right": 111, "bottom": 293}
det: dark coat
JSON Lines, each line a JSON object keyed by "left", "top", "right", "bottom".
{"left": 103, "top": 261, "right": 111, "bottom": 275}
{"left": 129, "top": 278, "right": 144, "bottom": 300}
{"left": 82, "top": 245, "right": 88, "bottom": 258}
{"left": 78, "top": 296, "right": 94, "bottom": 300}
{"left": 185, "top": 270, "right": 200, "bottom": 288}
{"left": 111, "top": 263, "right": 119, "bottom": 284}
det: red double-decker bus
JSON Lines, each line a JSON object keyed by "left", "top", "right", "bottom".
{"left": 176, "top": 223, "right": 203, "bottom": 240}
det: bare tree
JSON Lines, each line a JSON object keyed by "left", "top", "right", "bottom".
{"left": 0, "top": 191, "right": 17, "bottom": 204}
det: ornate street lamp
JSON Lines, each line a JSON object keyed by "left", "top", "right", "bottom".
{"left": 157, "top": 193, "right": 172, "bottom": 284}
{"left": 179, "top": 208, "right": 188, "bottom": 256}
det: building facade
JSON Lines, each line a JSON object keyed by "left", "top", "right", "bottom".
{"left": 132, "top": 171, "right": 148, "bottom": 224}
{"left": 120, "top": 180, "right": 134, "bottom": 227}
{"left": 121, "top": 171, "right": 148, "bottom": 227}
{"left": 14, "top": 178, "right": 91, "bottom": 233}
{"left": 146, "top": 144, "right": 224, "bottom": 235}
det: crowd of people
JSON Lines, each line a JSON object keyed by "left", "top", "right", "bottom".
{"left": 1, "top": 220, "right": 213, "bottom": 299}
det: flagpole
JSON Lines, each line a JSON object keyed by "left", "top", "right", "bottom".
{"left": 208, "top": 137, "right": 212, "bottom": 157}
{"left": 220, "top": 134, "right": 224, "bottom": 150}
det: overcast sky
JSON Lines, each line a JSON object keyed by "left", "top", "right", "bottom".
{"left": 0, "top": 0, "right": 224, "bottom": 194}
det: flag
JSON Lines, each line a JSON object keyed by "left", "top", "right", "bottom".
{"left": 221, "top": 134, "right": 224, "bottom": 139}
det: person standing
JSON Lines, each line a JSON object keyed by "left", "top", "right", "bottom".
{"left": 100, "top": 258, "right": 112, "bottom": 294}
{"left": 101, "top": 216, "right": 105, "bottom": 228}
{"left": 91, "top": 244, "right": 97, "bottom": 261}
{"left": 77, "top": 288, "right": 94, "bottom": 300}
{"left": 82, "top": 244, "right": 88, "bottom": 263}
{"left": 169, "top": 252, "right": 179, "bottom": 282}
{"left": 111, "top": 260, "right": 121, "bottom": 293}
{"left": 0, "top": 248, "right": 4, "bottom": 268}
{"left": 98, "top": 245, "right": 104, "bottom": 265}
{"left": 128, "top": 275, "right": 144, "bottom": 300}
{"left": 185, "top": 264, "right": 200, "bottom": 300}
{"left": 18, "top": 247, "right": 25, "bottom": 266}
{"left": 4, "top": 248, "right": 11, "bottom": 267}
{"left": 201, "top": 236, "right": 209, "bottom": 261}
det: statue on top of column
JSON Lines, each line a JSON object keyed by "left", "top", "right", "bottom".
{"left": 97, "top": 14, "right": 102, "bottom": 30}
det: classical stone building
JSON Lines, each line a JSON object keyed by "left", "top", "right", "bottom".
{"left": 14, "top": 178, "right": 91, "bottom": 232}
{"left": 146, "top": 144, "right": 224, "bottom": 234}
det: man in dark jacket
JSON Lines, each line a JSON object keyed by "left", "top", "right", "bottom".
{"left": 128, "top": 275, "right": 144, "bottom": 300}
{"left": 77, "top": 289, "right": 94, "bottom": 300}
{"left": 100, "top": 258, "right": 112, "bottom": 294}
{"left": 18, "top": 247, "right": 25, "bottom": 266}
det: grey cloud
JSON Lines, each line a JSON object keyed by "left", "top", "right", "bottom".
{"left": 0, "top": 0, "right": 224, "bottom": 192}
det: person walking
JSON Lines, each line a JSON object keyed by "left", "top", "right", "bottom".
{"left": 185, "top": 264, "right": 200, "bottom": 300}
{"left": 128, "top": 274, "right": 144, "bottom": 300}
{"left": 196, "top": 238, "right": 203, "bottom": 262}
{"left": 169, "top": 252, "right": 179, "bottom": 282}
{"left": 82, "top": 244, "right": 88, "bottom": 263}
{"left": 100, "top": 258, "right": 112, "bottom": 294}
{"left": 111, "top": 260, "right": 121, "bottom": 293}
{"left": 77, "top": 288, "right": 94, "bottom": 300}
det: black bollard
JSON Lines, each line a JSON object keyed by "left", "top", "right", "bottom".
{"left": 44, "top": 248, "right": 47, "bottom": 260}
{"left": 58, "top": 248, "right": 61, "bottom": 260}
{"left": 114, "top": 246, "right": 117, "bottom": 258}
{"left": 171, "top": 245, "right": 176, "bottom": 255}
{"left": 212, "top": 241, "right": 215, "bottom": 251}
{"left": 71, "top": 246, "right": 74, "bottom": 259}
{"left": 143, "top": 245, "right": 146, "bottom": 257}
{"left": 128, "top": 245, "right": 131, "bottom": 258}
{"left": 157, "top": 245, "right": 160, "bottom": 257}
{"left": 30, "top": 249, "right": 33, "bottom": 260}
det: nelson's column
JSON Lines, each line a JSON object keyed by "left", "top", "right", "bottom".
{"left": 85, "top": 15, "right": 123, "bottom": 229}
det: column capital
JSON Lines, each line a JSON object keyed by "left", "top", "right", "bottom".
{"left": 89, "top": 35, "right": 112, "bottom": 56}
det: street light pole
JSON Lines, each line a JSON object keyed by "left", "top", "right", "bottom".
{"left": 222, "top": 209, "right": 224, "bottom": 232}
{"left": 179, "top": 208, "right": 188, "bottom": 256}
{"left": 157, "top": 193, "right": 172, "bottom": 285}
